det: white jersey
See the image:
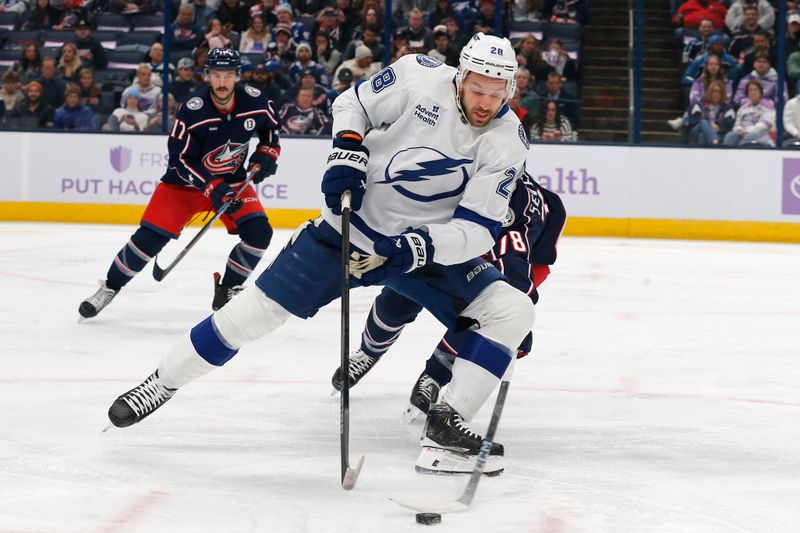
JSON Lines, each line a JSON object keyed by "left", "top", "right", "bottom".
{"left": 323, "top": 53, "right": 529, "bottom": 265}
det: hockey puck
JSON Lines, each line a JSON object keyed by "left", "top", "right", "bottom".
{"left": 415, "top": 512, "right": 441, "bottom": 525}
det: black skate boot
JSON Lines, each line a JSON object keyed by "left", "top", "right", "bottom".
{"left": 212, "top": 272, "right": 244, "bottom": 311}
{"left": 331, "top": 349, "right": 378, "bottom": 391}
{"left": 415, "top": 402, "right": 504, "bottom": 476}
{"left": 79, "top": 280, "right": 119, "bottom": 319}
{"left": 403, "top": 372, "right": 441, "bottom": 423}
{"left": 108, "top": 370, "right": 177, "bottom": 428}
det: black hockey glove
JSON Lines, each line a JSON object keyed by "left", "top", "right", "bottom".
{"left": 359, "top": 229, "right": 434, "bottom": 285}
{"left": 321, "top": 131, "right": 369, "bottom": 215}
{"left": 248, "top": 144, "right": 280, "bottom": 183}
{"left": 204, "top": 179, "right": 243, "bottom": 215}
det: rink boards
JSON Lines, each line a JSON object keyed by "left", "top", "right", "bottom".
{"left": 1, "top": 132, "right": 799, "bottom": 242}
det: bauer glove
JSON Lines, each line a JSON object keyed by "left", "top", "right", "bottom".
{"left": 321, "top": 131, "right": 369, "bottom": 215}
{"left": 351, "top": 229, "right": 434, "bottom": 285}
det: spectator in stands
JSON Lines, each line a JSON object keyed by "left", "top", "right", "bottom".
{"left": 147, "top": 93, "right": 177, "bottom": 132}
{"left": 734, "top": 52, "right": 786, "bottom": 106}
{"left": 787, "top": 14, "right": 800, "bottom": 57}
{"left": 172, "top": 4, "right": 203, "bottom": 50}
{"left": 192, "top": 44, "right": 210, "bottom": 81}
{"left": 515, "top": 66, "right": 540, "bottom": 117}
{"left": 540, "top": 71, "right": 577, "bottom": 126}
{"left": 284, "top": 69, "right": 328, "bottom": 110}
{"left": 728, "top": 7, "right": 766, "bottom": 61}
{"left": 740, "top": 30, "right": 775, "bottom": 75}
{"left": 36, "top": 57, "right": 66, "bottom": 109}
{"left": 725, "top": 0, "right": 773, "bottom": 34}
{"left": 51, "top": 0, "right": 85, "bottom": 30}
{"left": 334, "top": 0, "right": 359, "bottom": 46}
{"left": 788, "top": 48, "right": 800, "bottom": 96}
{"left": 688, "top": 80, "right": 735, "bottom": 145}
{"left": 510, "top": 0, "right": 545, "bottom": 21}
{"left": 390, "top": 30, "right": 411, "bottom": 62}
{"left": 273, "top": 23, "right": 298, "bottom": 64}
{"left": 429, "top": 0, "right": 457, "bottom": 29}
{"left": 682, "top": 35, "right": 738, "bottom": 87}
{"left": 76, "top": 68, "right": 101, "bottom": 111}
{"left": 279, "top": 86, "right": 328, "bottom": 135}
{"left": 122, "top": 63, "right": 161, "bottom": 115}
{"left": 442, "top": 16, "right": 469, "bottom": 52}
{"left": 344, "top": 24, "right": 384, "bottom": 61}
{"left": 0, "top": 70, "right": 25, "bottom": 113}
{"left": 427, "top": 24, "right": 459, "bottom": 67}
{"left": 471, "top": 0, "right": 504, "bottom": 37}
{"left": 249, "top": 62, "right": 284, "bottom": 102}
{"left": 217, "top": 0, "right": 249, "bottom": 33}
{"left": 265, "top": 57, "right": 291, "bottom": 90}
{"left": 22, "top": 0, "right": 59, "bottom": 30}
{"left": 58, "top": 42, "right": 87, "bottom": 83}
{"left": 313, "top": 8, "right": 343, "bottom": 51}
{"left": 682, "top": 18, "right": 715, "bottom": 66}
{"left": 53, "top": 85, "right": 98, "bottom": 131}
{"left": 147, "top": 43, "right": 174, "bottom": 87}
{"left": 189, "top": 0, "right": 216, "bottom": 30}
{"left": 689, "top": 53, "right": 732, "bottom": 107}
{"left": 240, "top": 14, "right": 271, "bottom": 54}
{"left": 782, "top": 93, "right": 800, "bottom": 146}
{"left": 531, "top": 98, "right": 576, "bottom": 142}
{"left": 327, "top": 66, "right": 352, "bottom": 105}
{"left": 314, "top": 31, "right": 343, "bottom": 84}
{"left": 514, "top": 33, "right": 554, "bottom": 82}
{"left": 673, "top": 0, "right": 727, "bottom": 45}
{"left": 544, "top": 38, "right": 578, "bottom": 82}
{"left": 288, "top": 43, "right": 327, "bottom": 86}
{"left": 393, "top": 0, "right": 436, "bottom": 28}
{"left": 351, "top": 5, "right": 382, "bottom": 42}
{"left": 106, "top": 86, "right": 149, "bottom": 132}
{"left": 0, "top": 0, "right": 28, "bottom": 14}
{"left": 205, "top": 18, "right": 234, "bottom": 49}
{"left": 10, "top": 43, "right": 42, "bottom": 85}
{"left": 74, "top": 18, "right": 108, "bottom": 71}
{"left": 508, "top": 89, "right": 534, "bottom": 139}
{"left": 4, "top": 81, "right": 54, "bottom": 129}
{"left": 404, "top": 8, "right": 434, "bottom": 52}
{"left": 274, "top": 4, "right": 309, "bottom": 44}
{"left": 724, "top": 80, "right": 775, "bottom": 147}
{"left": 239, "top": 57, "right": 255, "bottom": 85}
{"left": 542, "top": 0, "right": 588, "bottom": 24}
{"left": 333, "top": 44, "right": 381, "bottom": 85}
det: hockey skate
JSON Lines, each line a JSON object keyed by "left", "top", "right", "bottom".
{"left": 403, "top": 372, "right": 441, "bottom": 423}
{"left": 108, "top": 370, "right": 177, "bottom": 428}
{"left": 212, "top": 272, "right": 244, "bottom": 311}
{"left": 415, "top": 402, "right": 504, "bottom": 476}
{"left": 331, "top": 349, "right": 378, "bottom": 392}
{"left": 78, "top": 280, "right": 119, "bottom": 319}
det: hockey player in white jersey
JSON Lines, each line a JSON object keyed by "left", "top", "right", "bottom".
{"left": 106, "top": 33, "right": 533, "bottom": 477}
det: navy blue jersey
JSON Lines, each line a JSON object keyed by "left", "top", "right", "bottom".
{"left": 163, "top": 84, "right": 281, "bottom": 190}
{"left": 485, "top": 172, "right": 567, "bottom": 304}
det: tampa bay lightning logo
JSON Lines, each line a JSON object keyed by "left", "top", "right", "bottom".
{"left": 377, "top": 147, "right": 472, "bottom": 202}
{"left": 416, "top": 55, "right": 442, "bottom": 68}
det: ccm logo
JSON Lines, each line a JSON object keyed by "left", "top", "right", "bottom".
{"left": 328, "top": 152, "right": 368, "bottom": 166}
{"left": 466, "top": 262, "right": 491, "bottom": 282}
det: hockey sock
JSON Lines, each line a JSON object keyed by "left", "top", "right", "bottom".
{"left": 440, "top": 330, "right": 513, "bottom": 422}
{"left": 360, "top": 288, "right": 423, "bottom": 359}
{"left": 221, "top": 217, "right": 272, "bottom": 287}
{"left": 106, "top": 226, "right": 170, "bottom": 291}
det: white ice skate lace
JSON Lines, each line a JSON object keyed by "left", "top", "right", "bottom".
{"left": 87, "top": 281, "right": 116, "bottom": 309}
{"left": 348, "top": 352, "right": 376, "bottom": 379}
{"left": 416, "top": 375, "right": 438, "bottom": 402}
{"left": 453, "top": 414, "right": 481, "bottom": 441}
{"left": 124, "top": 374, "right": 175, "bottom": 416}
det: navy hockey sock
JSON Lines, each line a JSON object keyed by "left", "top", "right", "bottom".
{"left": 221, "top": 217, "right": 272, "bottom": 287}
{"left": 106, "top": 227, "right": 170, "bottom": 291}
{"left": 359, "top": 288, "right": 423, "bottom": 359}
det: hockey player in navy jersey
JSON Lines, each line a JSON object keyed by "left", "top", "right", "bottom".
{"left": 107, "top": 34, "right": 532, "bottom": 477}
{"left": 331, "top": 173, "right": 566, "bottom": 446}
{"left": 79, "top": 48, "right": 282, "bottom": 319}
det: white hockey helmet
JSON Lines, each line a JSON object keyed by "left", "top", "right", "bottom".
{"left": 457, "top": 32, "right": 518, "bottom": 102}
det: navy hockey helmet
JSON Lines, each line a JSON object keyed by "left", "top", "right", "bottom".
{"left": 205, "top": 47, "right": 242, "bottom": 74}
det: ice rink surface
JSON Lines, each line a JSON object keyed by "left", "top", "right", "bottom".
{"left": 1, "top": 222, "right": 799, "bottom": 533}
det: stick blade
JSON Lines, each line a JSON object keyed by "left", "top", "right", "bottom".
{"left": 152, "top": 259, "right": 166, "bottom": 282}
{"left": 389, "top": 496, "right": 469, "bottom": 514}
{"left": 341, "top": 453, "right": 365, "bottom": 490}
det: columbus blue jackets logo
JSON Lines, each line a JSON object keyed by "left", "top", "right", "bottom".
{"left": 203, "top": 141, "right": 249, "bottom": 175}
{"left": 377, "top": 147, "right": 472, "bottom": 202}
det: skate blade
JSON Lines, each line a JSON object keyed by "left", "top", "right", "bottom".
{"left": 341, "top": 453, "right": 365, "bottom": 490}
{"left": 389, "top": 496, "right": 468, "bottom": 514}
{"left": 414, "top": 447, "right": 504, "bottom": 477}
{"left": 402, "top": 404, "right": 424, "bottom": 424}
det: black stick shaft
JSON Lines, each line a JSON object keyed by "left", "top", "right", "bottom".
{"left": 340, "top": 191, "right": 352, "bottom": 485}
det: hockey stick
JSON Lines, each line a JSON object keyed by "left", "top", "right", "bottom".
{"left": 339, "top": 190, "right": 365, "bottom": 490}
{"left": 152, "top": 167, "right": 259, "bottom": 282}
{"left": 390, "top": 378, "right": 512, "bottom": 514}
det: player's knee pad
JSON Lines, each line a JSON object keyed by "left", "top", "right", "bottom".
{"left": 237, "top": 216, "right": 273, "bottom": 250}
{"left": 211, "top": 285, "right": 291, "bottom": 348}
{"left": 461, "top": 281, "right": 535, "bottom": 351}
{"left": 131, "top": 226, "right": 171, "bottom": 256}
